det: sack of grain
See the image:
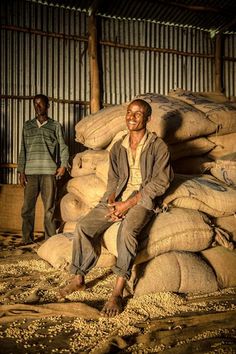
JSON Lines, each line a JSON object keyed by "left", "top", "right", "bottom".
{"left": 95, "top": 158, "right": 110, "bottom": 185}
{"left": 106, "top": 130, "right": 128, "bottom": 151}
{"left": 198, "top": 91, "right": 229, "bottom": 103}
{"left": 136, "top": 208, "right": 220, "bottom": 264}
{"left": 172, "top": 156, "right": 214, "bottom": 175}
{"left": 62, "top": 221, "right": 77, "bottom": 233}
{"left": 169, "top": 137, "right": 215, "bottom": 161}
{"left": 210, "top": 160, "right": 236, "bottom": 187}
{"left": 37, "top": 233, "right": 116, "bottom": 270}
{"left": 201, "top": 246, "right": 236, "bottom": 288}
{"left": 70, "top": 150, "right": 109, "bottom": 177}
{"left": 67, "top": 175, "right": 107, "bottom": 208}
{"left": 207, "top": 133, "right": 236, "bottom": 160}
{"left": 168, "top": 89, "right": 236, "bottom": 135}
{"left": 102, "top": 208, "right": 233, "bottom": 264}
{"left": 60, "top": 193, "right": 90, "bottom": 222}
{"left": 163, "top": 174, "right": 236, "bottom": 217}
{"left": 136, "top": 93, "right": 216, "bottom": 144}
{"left": 212, "top": 215, "right": 236, "bottom": 242}
{"left": 130, "top": 251, "right": 218, "bottom": 295}
{"left": 75, "top": 104, "right": 128, "bottom": 149}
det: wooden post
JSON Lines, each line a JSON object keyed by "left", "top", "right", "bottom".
{"left": 88, "top": 12, "right": 101, "bottom": 113}
{"left": 215, "top": 33, "right": 223, "bottom": 92}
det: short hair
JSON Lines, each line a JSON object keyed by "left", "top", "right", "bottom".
{"left": 130, "top": 99, "right": 152, "bottom": 117}
{"left": 33, "top": 94, "right": 49, "bottom": 106}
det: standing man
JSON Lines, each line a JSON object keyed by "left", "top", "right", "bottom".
{"left": 60, "top": 99, "right": 173, "bottom": 316}
{"left": 18, "top": 94, "right": 69, "bottom": 244}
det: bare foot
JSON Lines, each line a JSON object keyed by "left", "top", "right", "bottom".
{"left": 101, "top": 295, "right": 123, "bottom": 317}
{"left": 58, "top": 276, "right": 86, "bottom": 298}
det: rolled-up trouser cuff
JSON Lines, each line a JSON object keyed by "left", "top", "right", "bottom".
{"left": 70, "top": 263, "right": 86, "bottom": 277}
{"left": 112, "top": 265, "right": 131, "bottom": 280}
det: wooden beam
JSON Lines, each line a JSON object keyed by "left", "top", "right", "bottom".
{"left": 215, "top": 33, "right": 223, "bottom": 93}
{"left": 88, "top": 12, "right": 101, "bottom": 113}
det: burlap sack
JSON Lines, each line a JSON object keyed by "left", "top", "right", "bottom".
{"left": 168, "top": 89, "right": 236, "bottom": 135}
{"left": 63, "top": 221, "right": 77, "bottom": 233}
{"left": 172, "top": 156, "right": 214, "bottom": 175}
{"left": 198, "top": 92, "right": 229, "bottom": 103}
{"left": 169, "top": 137, "right": 215, "bottom": 161}
{"left": 102, "top": 208, "right": 233, "bottom": 264}
{"left": 163, "top": 174, "right": 236, "bottom": 217}
{"left": 67, "top": 175, "right": 106, "bottom": 208}
{"left": 201, "top": 246, "right": 236, "bottom": 288}
{"left": 106, "top": 130, "right": 128, "bottom": 151}
{"left": 71, "top": 150, "right": 109, "bottom": 177}
{"left": 130, "top": 251, "right": 218, "bottom": 295}
{"left": 95, "top": 158, "right": 109, "bottom": 185}
{"left": 207, "top": 133, "right": 236, "bottom": 160}
{"left": 37, "top": 233, "right": 116, "bottom": 270}
{"left": 210, "top": 160, "right": 236, "bottom": 187}
{"left": 212, "top": 215, "right": 236, "bottom": 242}
{"left": 75, "top": 104, "right": 128, "bottom": 149}
{"left": 60, "top": 193, "right": 90, "bottom": 222}
{"left": 136, "top": 93, "right": 216, "bottom": 143}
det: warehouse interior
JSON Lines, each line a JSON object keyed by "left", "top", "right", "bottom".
{"left": 0, "top": 1, "right": 236, "bottom": 353}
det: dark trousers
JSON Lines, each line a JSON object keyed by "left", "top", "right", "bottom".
{"left": 70, "top": 202, "right": 154, "bottom": 280}
{"left": 21, "top": 175, "right": 57, "bottom": 243}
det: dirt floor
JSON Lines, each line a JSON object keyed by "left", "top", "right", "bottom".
{"left": 0, "top": 232, "right": 236, "bottom": 354}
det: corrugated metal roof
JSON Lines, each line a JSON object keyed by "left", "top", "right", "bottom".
{"left": 34, "top": 0, "right": 236, "bottom": 33}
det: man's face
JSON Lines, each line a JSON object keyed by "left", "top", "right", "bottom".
{"left": 126, "top": 102, "right": 149, "bottom": 132}
{"left": 34, "top": 98, "right": 48, "bottom": 117}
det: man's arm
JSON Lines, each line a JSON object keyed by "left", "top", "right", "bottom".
{"left": 106, "top": 192, "right": 141, "bottom": 221}
{"left": 139, "top": 139, "right": 173, "bottom": 209}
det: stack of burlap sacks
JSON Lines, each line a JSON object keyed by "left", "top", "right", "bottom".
{"left": 38, "top": 90, "right": 236, "bottom": 296}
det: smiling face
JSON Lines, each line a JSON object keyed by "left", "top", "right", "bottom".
{"left": 126, "top": 100, "right": 151, "bottom": 133}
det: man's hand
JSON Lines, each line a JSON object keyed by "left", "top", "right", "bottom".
{"left": 106, "top": 192, "right": 141, "bottom": 221}
{"left": 55, "top": 166, "right": 66, "bottom": 179}
{"left": 106, "top": 201, "right": 129, "bottom": 221}
{"left": 19, "top": 173, "right": 27, "bottom": 187}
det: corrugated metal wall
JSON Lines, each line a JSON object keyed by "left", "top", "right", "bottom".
{"left": 1, "top": 0, "right": 236, "bottom": 183}
{"left": 101, "top": 19, "right": 215, "bottom": 104}
{"left": 224, "top": 34, "right": 236, "bottom": 98}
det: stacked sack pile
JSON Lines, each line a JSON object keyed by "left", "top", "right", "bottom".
{"left": 38, "top": 90, "right": 236, "bottom": 296}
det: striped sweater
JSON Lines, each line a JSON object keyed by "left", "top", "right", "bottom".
{"left": 17, "top": 118, "right": 69, "bottom": 175}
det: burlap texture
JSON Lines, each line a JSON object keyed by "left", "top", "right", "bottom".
{"left": 71, "top": 150, "right": 109, "bottom": 177}
{"left": 37, "top": 234, "right": 116, "bottom": 270}
{"left": 60, "top": 193, "right": 90, "bottom": 222}
{"left": 67, "top": 175, "right": 106, "bottom": 208}
{"left": 201, "top": 246, "right": 236, "bottom": 288}
{"left": 130, "top": 251, "right": 218, "bottom": 295}
{"left": 163, "top": 174, "right": 236, "bottom": 217}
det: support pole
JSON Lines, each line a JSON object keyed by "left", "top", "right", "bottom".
{"left": 88, "top": 12, "right": 101, "bottom": 113}
{"left": 215, "top": 33, "right": 223, "bottom": 92}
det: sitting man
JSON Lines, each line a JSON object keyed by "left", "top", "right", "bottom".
{"left": 60, "top": 99, "right": 173, "bottom": 316}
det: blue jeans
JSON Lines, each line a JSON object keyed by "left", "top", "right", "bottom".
{"left": 70, "top": 202, "right": 154, "bottom": 280}
{"left": 21, "top": 175, "right": 57, "bottom": 243}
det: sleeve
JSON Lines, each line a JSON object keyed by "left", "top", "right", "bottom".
{"left": 17, "top": 126, "right": 26, "bottom": 173}
{"left": 56, "top": 123, "right": 69, "bottom": 168}
{"left": 139, "top": 139, "right": 174, "bottom": 209}
{"left": 101, "top": 143, "right": 120, "bottom": 202}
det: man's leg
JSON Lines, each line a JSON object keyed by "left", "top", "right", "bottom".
{"left": 21, "top": 175, "right": 40, "bottom": 244}
{"left": 101, "top": 204, "right": 154, "bottom": 316}
{"left": 59, "top": 203, "right": 113, "bottom": 297}
{"left": 40, "top": 175, "right": 57, "bottom": 239}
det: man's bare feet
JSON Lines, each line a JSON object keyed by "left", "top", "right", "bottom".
{"left": 58, "top": 275, "right": 86, "bottom": 298}
{"left": 101, "top": 295, "right": 123, "bottom": 317}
